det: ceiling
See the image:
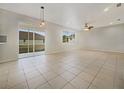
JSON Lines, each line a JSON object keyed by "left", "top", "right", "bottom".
{"left": 0, "top": 3, "right": 124, "bottom": 31}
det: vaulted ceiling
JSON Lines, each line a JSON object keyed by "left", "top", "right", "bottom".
{"left": 0, "top": 3, "right": 124, "bottom": 31}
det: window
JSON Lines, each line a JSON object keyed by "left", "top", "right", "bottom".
{"left": 35, "top": 32, "right": 45, "bottom": 52}
{"left": 19, "top": 31, "right": 28, "bottom": 53}
{"left": 29, "top": 32, "right": 33, "bottom": 52}
{"left": 63, "top": 31, "right": 75, "bottom": 43}
{"left": 19, "top": 30, "right": 45, "bottom": 54}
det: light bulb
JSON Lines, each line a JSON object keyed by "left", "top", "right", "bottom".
{"left": 41, "top": 21, "right": 45, "bottom": 25}
{"left": 40, "top": 21, "right": 45, "bottom": 27}
{"left": 84, "top": 28, "right": 89, "bottom": 31}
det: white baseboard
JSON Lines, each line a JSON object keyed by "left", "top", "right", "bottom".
{"left": 0, "top": 58, "right": 18, "bottom": 64}
{"left": 19, "top": 52, "right": 45, "bottom": 58}
{"left": 80, "top": 48, "right": 124, "bottom": 54}
{"left": 45, "top": 48, "right": 78, "bottom": 54}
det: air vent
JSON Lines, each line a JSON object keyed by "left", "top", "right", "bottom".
{"left": 116, "top": 3, "right": 121, "bottom": 7}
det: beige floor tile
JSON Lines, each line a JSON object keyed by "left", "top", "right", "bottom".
{"left": 0, "top": 70, "right": 8, "bottom": 76}
{"left": 91, "top": 78, "right": 114, "bottom": 89}
{"left": 48, "top": 76, "right": 68, "bottom": 89}
{"left": 0, "top": 50, "right": 124, "bottom": 89}
{"left": 96, "top": 72, "right": 114, "bottom": 81}
{"left": 37, "top": 67, "right": 52, "bottom": 74}
{"left": 88, "top": 84, "right": 98, "bottom": 89}
{"left": 99, "top": 68, "right": 115, "bottom": 77}
{"left": 0, "top": 81, "right": 7, "bottom": 89}
{"left": 0, "top": 75, "right": 8, "bottom": 82}
{"left": 8, "top": 71, "right": 25, "bottom": 80}
{"left": 25, "top": 70, "right": 41, "bottom": 80}
{"left": 7, "top": 76, "right": 26, "bottom": 88}
{"left": 113, "top": 77, "right": 124, "bottom": 89}
{"left": 52, "top": 68, "right": 67, "bottom": 75}
{"left": 60, "top": 71, "right": 76, "bottom": 81}
{"left": 63, "top": 83, "right": 75, "bottom": 89}
{"left": 27, "top": 76, "right": 47, "bottom": 89}
{"left": 23, "top": 68, "right": 37, "bottom": 74}
{"left": 83, "top": 68, "right": 98, "bottom": 76}
{"left": 8, "top": 81, "right": 28, "bottom": 89}
{"left": 37, "top": 82, "right": 52, "bottom": 89}
{"left": 70, "top": 77, "right": 90, "bottom": 89}
{"left": 42, "top": 71, "right": 59, "bottom": 81}
{"left": 67, "top": 67, "right": 82, "bottom": 75}
{"left": 77, "top": 72, "right": 95, "bottom": 83}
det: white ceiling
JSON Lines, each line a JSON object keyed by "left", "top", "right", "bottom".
{"left": 0, "top": 3, "right": 124, "bottom": 30}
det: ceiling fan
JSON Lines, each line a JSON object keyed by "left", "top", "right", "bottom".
{"left": 84, "top": 23, "right": 94, "bottom": 31}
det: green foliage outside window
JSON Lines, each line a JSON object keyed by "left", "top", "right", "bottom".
{"left": 63, "top": 31, "right": 75, "bottom": 43}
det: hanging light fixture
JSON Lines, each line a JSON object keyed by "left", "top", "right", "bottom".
{"left": 83, "top": 23, "right": 94, "bottom": 31}
{"left": 40, "top": 6, "right": 45, "bottom": 27}
{"left": 84, "top": 23, "right": 90, "bottom": 31}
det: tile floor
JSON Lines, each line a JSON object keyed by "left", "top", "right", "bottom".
{"left": 0, "top": 50, "right": 124, "bottom": 89}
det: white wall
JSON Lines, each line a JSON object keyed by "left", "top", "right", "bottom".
{"left": 0, "top": 9, "right": 79, "bottom": 63}
{"left": 0, "top": 10, "right": 19, "bottom": 63}
{"left": 1, "top": 8, "right": 124, "bottom": 64}
{"left": 78, "top": 24, "right": 124, "bottom": 53}
{"left": 45, "top": 22, "right": 78, "bottom": 54}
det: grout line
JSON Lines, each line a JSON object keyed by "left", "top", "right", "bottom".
{"left": 5, "top": 67, "right": 10, "bottom": 89}
{"left": 22, "top": 64, "right": 30, "bottom": 89}
{"left": 1, "top": 50, "right": 121, "bottom": 89}
{"left": 62, "top": 53, "right": 102, "bottom": 89}
{"left": 87, "top": 55, "right": 108, "bottom": 88}
{"left": 113, "top": 55, "right": 118, "bottom": 88}
{"left": 32, "top": 62, "right": 54, "bottom": 88}
{"left": 62, "top": 80, "right": 75, "bottom": 89}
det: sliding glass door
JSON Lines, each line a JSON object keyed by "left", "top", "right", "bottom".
{"left": 29, "top": 32, "right": 33, "bottom": 52}
{"left": 35, "top": 33, "right": 45, "bottom": 52}
{"left": 19, "top": 30, "right": 45, "bottom": 54}
{"left": 19, "top": 31, "right": 28, "bottom": 54}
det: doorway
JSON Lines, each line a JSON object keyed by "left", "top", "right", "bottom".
{"left": 19, "top": 29, "right": 45, "bottom": 58}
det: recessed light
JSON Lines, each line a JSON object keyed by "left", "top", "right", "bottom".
{"left": 104, "top": 7, "right": 109, "bottom": 12}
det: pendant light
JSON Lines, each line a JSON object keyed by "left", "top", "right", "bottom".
{"left": 84, "top": 23, "right": 90, "bottom": 31}
{"left": 40, "top": 6, "right": 45, "bottom": 27}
